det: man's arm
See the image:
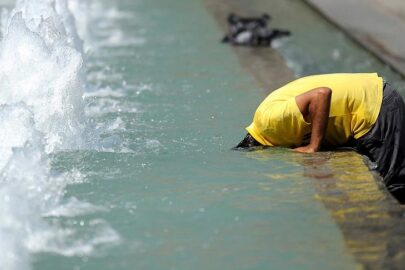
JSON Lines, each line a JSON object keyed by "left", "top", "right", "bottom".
{"left": 293, "top": 87, "right": 332, "bottom": 153}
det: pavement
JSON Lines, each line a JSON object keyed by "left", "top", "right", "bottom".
{"left": 305, "top": 0, "right": 405, "bottom": 77}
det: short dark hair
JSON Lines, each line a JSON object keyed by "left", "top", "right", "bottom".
{"left": 234, "top": 133, "right": 262, "bottom": 149}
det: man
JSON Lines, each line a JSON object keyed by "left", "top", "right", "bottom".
{"left": 236, "top": 73, "right": 405, "bottom": 204}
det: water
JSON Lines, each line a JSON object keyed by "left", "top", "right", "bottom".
{"left": 0, "top": 0, "right": 404, "bottom": 269}
{"left": 229, "top": 0, "right": 405, "bottom": 268}
{"left": 0, "top": 0, "right": 119, "bottom": 269}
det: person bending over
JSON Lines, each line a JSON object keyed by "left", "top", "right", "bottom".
{"left": 236, "top": 73, "right": 405, "bottom": 204}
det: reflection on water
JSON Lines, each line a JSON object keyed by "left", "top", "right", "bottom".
{"left": 227, "top": 0, "right": 405, "bottom": 268}
{"left": 297, "top": 151, "right": 405, "bottom": 269}
{"left": 251, "top": 149, "right": 405, "bottom": 268}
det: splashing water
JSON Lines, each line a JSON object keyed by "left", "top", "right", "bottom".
{"left": 0, "top": 0, "right": 85, "bottom": 153}
{"left": 0, "top": 1, "right": 119, "bottom": 269}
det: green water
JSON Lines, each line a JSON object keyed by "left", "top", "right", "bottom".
{"left": 33, "top": 0, "right": 362, "bottom": 269}
{"left": 231, "top": 0, "right": 405, "bottom": 268}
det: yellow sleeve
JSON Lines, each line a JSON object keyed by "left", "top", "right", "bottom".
{"left": 247, "top": 98, "right": 311, "bottom": 147}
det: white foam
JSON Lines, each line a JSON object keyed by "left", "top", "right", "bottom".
{"left": 83, "top": 86, "right": 125, "bottom": 98}
{"left": 106, "top": 117, "right": 126, "bottom": 131}
{"left": 128, "top": 83, "right": 154, "bottom": 96}
{"left": 0, "top": 11, "right": 85, "bottom": 153}
{"left": 26, "top": 219, "right": 121, "bottom": 257}
{"left": 0, "top": 1, "right": 121, "bottom": 269}
{"left": 0, "top": 129, "right": 60, "bottom": 270}
{"left": 146, "top": 139, "right": 163, "bottom": 152}
{"left": 0, "top": 104, "right": 35, "bottom": 169}
{"left": 43, "top": 197, "right": 107, "bottom": 218}
{"left": 99, "top": 29, "right": 146, "bottom": 48}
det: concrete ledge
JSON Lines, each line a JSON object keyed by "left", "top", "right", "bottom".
{"left": 305, "top": 0, "right": 405, "bottom": 77}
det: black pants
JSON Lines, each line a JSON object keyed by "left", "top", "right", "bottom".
{"left": 355, "top": 83, "right": 405, "bottom": 204}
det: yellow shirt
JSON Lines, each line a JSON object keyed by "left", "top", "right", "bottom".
{"left": 246, "top": 73, "right": 383, "bottom": 147}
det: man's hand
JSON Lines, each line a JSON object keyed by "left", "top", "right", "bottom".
{"left": 293, "top": 145, "right": 317, "bottom": 153}
{"left": 294, "top": 87, "right": 332, "bottom": 152}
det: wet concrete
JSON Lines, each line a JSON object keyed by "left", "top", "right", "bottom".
{"left": 305, "top": 0, "right": 405, "bottom": 77}
{"left": 299, "top": 152, "right": 405, "bottom": 270}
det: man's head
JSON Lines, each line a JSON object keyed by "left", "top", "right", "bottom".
{"left": 234, "top": 133, "right": 262, "bottom": 149}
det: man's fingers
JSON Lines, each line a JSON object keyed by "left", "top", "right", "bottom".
{"left": 293, "top": 146, "right": 316, "bottom": 153}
